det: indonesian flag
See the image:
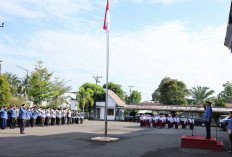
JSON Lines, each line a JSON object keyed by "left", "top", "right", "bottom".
{"left": 103, "top": 0, "right": 110, "bottom": 35}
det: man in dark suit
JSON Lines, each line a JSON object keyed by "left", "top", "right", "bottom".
{"left": 203, "top": 101, "right": 212, "bottom": 139}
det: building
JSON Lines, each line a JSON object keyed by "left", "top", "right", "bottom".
{"left": 95, "top": 89, "right": 126, "bottom": 120}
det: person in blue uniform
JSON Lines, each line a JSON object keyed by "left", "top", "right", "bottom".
{"left": 0, "top": 106, "right": 8, "bottom": 129}
{"left": 10, "top": 107, "right": 17, "bottom": 129}
{"left": 227, "top": 111, "right": 232, "bottom": 153}
{"left": 26, "top": 108, "right": 32, "bottom": 127}
{"left": 31, "top": 108, "right": 37, "bottom": 127}
{"left": 19, "top": 104, "right": 27, "bottom": 134}
{"left": 203, "top": 101, "right": 212, "bottom": 139}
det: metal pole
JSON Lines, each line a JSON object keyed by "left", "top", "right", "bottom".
{"left": 104, "top": 32, "right": 109, "bottom": 137}
{"left": 0, "top": 60, "right": 2, "bottom": 74}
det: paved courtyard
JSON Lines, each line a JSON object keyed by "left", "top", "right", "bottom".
{"left": 0, "top": 121, "right": 231, "bottom": 157}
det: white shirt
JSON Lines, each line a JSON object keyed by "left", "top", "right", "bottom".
{"left": 51, "top": 109, "right": 56, "bottom": 118}
{"left": 189, "top": 119, "right": 194, "bottom": 124}
{"left": 37, "top": 109, "right": 42, "bottom": 117}
{"left": 146, "top": 116, "right": 151, "bottom": 122}
{"left": 62, "top": 110, "right": 66, "bottom": 117}
{"left": 45, "top": 109, "right": 50, "bottom": 117}
{"left": 56, "top": 110, "right": 61, "bottom": 118}
{"left": 41, "top": 110, "right": 46, "bottom": 118}
{"left": 68, "top": 110, "right": 71, "bottom": 118}
{"left": 162, "top": 117, "right": 166, "bottom": 122}
{"left": 174, "top": 117, "right": 180, "bottom": 123}
{"left": 168, "top": 117, "right": 173, "bottom": 123}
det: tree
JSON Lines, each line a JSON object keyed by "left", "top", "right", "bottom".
{"left": 76, "top": 87, "right": 94, "bottom": 112}
{"left": 158, "top": 77, "right": 190, "bottom": 105}
{"left": 51, "top": 77, "right": 71, "bottom": 104}
{"left": 190, "top": 86, "right": 215, "bottom": 106}
{"left": 213, "top": 97, "right": 226, "bottom": 107}
{"left": 218, "top": 81, "right": 232, "bottom": 103}
{"left": 152, "top": 89, "right": 160, "bottom": 102}
{"left": 103, "top": 82, "right": 124, "bottom": 101}
{"left": 3, "top": 72, "right": 21, "bottom": 97}
{"left": 81, "top": 83, "right": 105, "bottom": 102}
{"left": 28, "top": 61, "right": 55, "bottom": 105}
{"left": 0, "top": 74, "right": 11, "bottom": 107}
{"left": 125, "top": 90, "right": 142, "bottom": 104}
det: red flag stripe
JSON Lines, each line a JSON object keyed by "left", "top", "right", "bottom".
{"left": 103, "top": 0, "right": 109, "bottom": 30}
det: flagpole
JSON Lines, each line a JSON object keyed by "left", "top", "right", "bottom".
{"left": 105, "top": 32, "right": 109, "bottom": 137}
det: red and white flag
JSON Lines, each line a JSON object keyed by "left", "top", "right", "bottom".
{"left": 103, "top": 0, "right": 110, "bottom": 35}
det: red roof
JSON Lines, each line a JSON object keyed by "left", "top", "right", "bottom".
{"left": 103, "top": 89, "right": 127, "bottom": 107}
{"left": 140, "top": 102, "right": 161, "bottom": 105}
{"left": 226, "top": 104, "right": 232, "bottom": 107}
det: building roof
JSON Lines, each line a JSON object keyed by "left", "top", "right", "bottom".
{"left": 132, "top": 102, "right": 161, "bottom": 105}
{"left": 227, "top": 104, "right": 232, "bottom": 107}
{"left": 118, "top": 104, "right": 232, "bottom": 113}
{"left": 103, "top": 89, "right": 127, "bottom": 107}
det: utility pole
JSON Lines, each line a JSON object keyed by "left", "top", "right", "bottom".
{"left": 128, "top": 85, "right": 134, "bottom": 95}
{"left": 0, "top": 60, "right": 2, "bottom": 74}
{"left": 0, "top": 23, "right": 4, "bottom": 27}
{"left": 93, "top": 76, "right": 102, "bottom": 85}
{"left": 16, "top": 66, "right": 29, "bottom": 100}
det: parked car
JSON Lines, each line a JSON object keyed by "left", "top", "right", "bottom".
{"left": 176, "top": 114, "right": 205, "bottom": 126}
{"left": 125, "top": 112, "right": 140, "bottom": 122}
{"left": 218, "top": 115, "right": 230, "bottom": 131}
{"left": 219, "top": 115, "right": 229, "bottom": 122}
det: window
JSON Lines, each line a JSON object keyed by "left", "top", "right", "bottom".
{"left": 107, "top": 109, "right": 114, "bottom": 116}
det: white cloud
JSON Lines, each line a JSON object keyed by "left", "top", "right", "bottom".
{"left": 1, "top": 20, "right": 231, "bottom": 101}
{"left": 0, "top": 0, "right": 94, "bottom": 19}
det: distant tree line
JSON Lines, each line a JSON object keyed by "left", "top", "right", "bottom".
{"left": 152, "top": 77, "right": 229, "bottom": 107}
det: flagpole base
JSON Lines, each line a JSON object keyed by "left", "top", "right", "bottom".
{"left": 91, "top": 137, "right": 120, "bottom": 142}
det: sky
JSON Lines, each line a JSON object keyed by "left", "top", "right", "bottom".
{"left": 0, "top": 0, "right": 232, "bottom": 101}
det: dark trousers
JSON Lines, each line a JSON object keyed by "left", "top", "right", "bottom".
{"left": 56, "top": 117, "right": 60, "bottom": 125}
{"left": 51, "top": 118, "right": 55, "bottom": 126}
{"left": 190, "top": 123, "right": 194, "bottom": 130}
{"left": 20, "top": 118, "right": 25, "bottom": 133}
{"left": 10, "top": 117, "right": 16, "bottom": 129}
{"left": 205, "top": 121, "right": 211, "bottom": 138}
{"left": 17, "top": 117, "right": 20, "bottom": 127}
{"left": 31, "top": 118, "right": 36, "bottom": 127}
{"left": 0, "top": 118, "right": 7, "bottom": 129}
{"left": 75, "top": 118, "right": 79, "bottom": 124}
{"left": 80, "top": 118, "right": 83, "bottom": 124}
{"left": 229, "top": 135, "right": 232, "bottom": 151}
{"left": 36, "top": 116, "right": 41, "bottom": 126}
{"left": 72, "top": 118, "right": 75, "bottom": 124}
{"left": 62, "top": 117, "right": 66, "bottom": 125}
{"left": 45, "top": 117, "right": 50, "bottom": 126}
{"left": 26, "top": 119, "right": 30, "bottom": 127}
{"left": 67, "top": 117, "right": 71, "bottom": 125}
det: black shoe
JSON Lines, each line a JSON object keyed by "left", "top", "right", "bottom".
{"left": 20, "top": 132, "right": 25, "bottom": 134}
{"left": 205, "top": 137, "right": 211, "bottom": 139}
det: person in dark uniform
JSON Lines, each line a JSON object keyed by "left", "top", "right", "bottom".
{"left": 31, "top": 108, "right": 37, "bottom": 127}
{"left": 227, "top": 111, "right": 232, "bottom": 153}
{"left": 10, "top": 107, "right": 17, "bottom": 129}
{"left": 0, "top": 106, "right": 8, "bottom": 129}
{"left": 203, "top": 101, "right": 212, "bottom": 139}
{"left": 26, "top": 108, "right": 31, "bottom": 127}
{"left": 19, "top": 104, "right": 27, "bottom": 134}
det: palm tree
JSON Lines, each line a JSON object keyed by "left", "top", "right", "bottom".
{"left": 3, "top": 72, "right": 21, "bottom": 96}
{"left": 191, "top": 86, "right": 215, "bottom": 105}
{"left": 77, "top": 87, "right": 94, "bottom": 112}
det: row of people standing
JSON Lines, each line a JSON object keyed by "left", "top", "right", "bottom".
{"left": 140, "top": 114, "right": 194, "bottom": 130}
{"left": 0, "top": 105, "right": 84, "bottom": 133}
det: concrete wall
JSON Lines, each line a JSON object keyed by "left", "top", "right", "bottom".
{"left": 96, "top": 96, "right": 117, "bottom": 120}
